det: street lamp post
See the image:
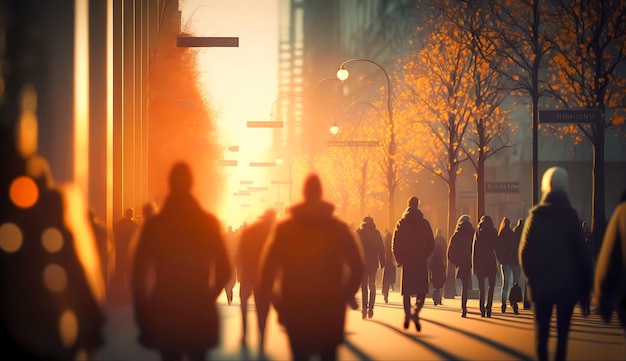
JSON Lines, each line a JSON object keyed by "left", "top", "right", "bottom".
{"left": 336, "top": 59, "right": 397, "bottom": 231}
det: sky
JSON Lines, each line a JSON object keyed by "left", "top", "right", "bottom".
{"left": 179, "top": 0, "right": 280, "bottom": 226}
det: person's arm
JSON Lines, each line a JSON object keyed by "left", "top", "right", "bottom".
{"left": 376, "top": 231, "right": 386, "bottom": 268}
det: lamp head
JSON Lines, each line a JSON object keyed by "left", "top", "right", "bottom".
{"left": 337, "top": 68, "right": 349, "bottom": 81}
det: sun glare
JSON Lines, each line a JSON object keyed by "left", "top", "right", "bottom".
{"left": 181, "top": 0, "right": 279, "bottom": 228}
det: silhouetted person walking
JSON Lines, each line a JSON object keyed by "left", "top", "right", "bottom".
{"left": 595, "top": 189, "right": 626, "bottom": 356}
{"left": 392, "top": 196, "right": 435, "bottom": 331}
{"left": 473, "top": 215, "right": 498, "bottom": 318}
{"left": 257, "top": 173, "right": 364, "bottom": 361}
{"left": 234, "top": 208, "right": 277, "bottom": 349}
{"left": 355, "top": 216, "right": 385, "bottom": 318}
{"left": 112, "top": 207, "right": 139, "bottom": 304}
{"left": 520, "top": 167, "right": 593, "bottom": 361}
{"left": 381, "top": 229, "right": 397, "bottom": 303}
{"left": 496, "top": 216, "right": 521, "bottom": 314}
{"left": 131, "top": 162, "right": 232, "bottom": 361}
{"left": 448, "top": 215, "right": 475, "bottom": 317}
{"left": 429, "top": 228, "right": 447, "bottom": 306}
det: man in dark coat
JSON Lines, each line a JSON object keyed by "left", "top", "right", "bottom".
{"left": 355, "top": 216, "right": 385, "bottom": 318}
{"left": 392, "top": 196, "right": 435, "bottom": 331}
{"left": 131, "top": 162, "right": 232, "bottom": 361}
{"left": 520, "top": 167, "right": 593, "bottom": 361}
{"left": 234, "top": 208, "right": 276, "bottom": 348}
{"left": 257, "top": 173, "right": 364, "bottom": 361}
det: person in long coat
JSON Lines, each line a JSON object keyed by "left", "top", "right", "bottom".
{"left": 472, "top": 215, "right": 499, "bottom": 318}
{"left": 234, "top": 208, "right": 276, "bottom": 348}
{"left": 447, "top": 214, "right": 475, "bottom": 317}
{"left": 595, "top": 189, "right": 626, "bottom": 355}
{"left": 429, "top": 228, "right": 447, "bottom": 306}
{"left": 355, "top": 216, "right": 386, "bottom": 318}
{"left": 131, "top": 162, "right": 232, "bottom": 361}
{"left": 392, "top": 196, "right": 435, "bottom": 331}
{"left": 257, "top": 173, "right": 364, "bottom": 361}
{"left": 496, "top": 216, "right": 522, "bottom": 314}
{"left": 382, "top": 229, "right": 397, "bottom": 303}
{"left": 520, "top": 166, "right": 593, "bottom": 361}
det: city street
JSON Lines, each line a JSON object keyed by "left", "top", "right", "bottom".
{"left": 96, "top": 284, "right": 625, "bottom": 361}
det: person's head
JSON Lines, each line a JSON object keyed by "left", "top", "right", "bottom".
{"left": 479, "top": 215, "right": 494, "bottom": 230}
{"left": 435, "top": 228, "right": 443, "bottom": 237}
{"left": 457, "top": 214, "right": 470, "bottom": 225}
{"left": 142, "top": 201, "right": 157, "bottom": 220}
{"left": 125, "top": 207, "right": 134, "bottom": 220}
{"left": 362, "top": 216, "right": 374, "bottom": 225}
{"left": 408, "top": 196, "right": 419, "bottom": 209}
{"left": 260, "top": 208, "right": 277, "bottom": 221}
{"left": 498, "top": 217, "right": 511, "bottom": 235}
{"left": 169, "top": 161, "right": 193, "bottom": 194}
{"left": 303, "top": 172, "right": 323, "bottom": 202}
{"left": 541, "top": 166, "right": 568, "bottom": 195}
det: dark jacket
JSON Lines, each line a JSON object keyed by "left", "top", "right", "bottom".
{"left": 448, "top": 220, "right": 475, "bottom": 275}
{"left": 131, "top": 191, "right": 232, "bottom": 350}
{"left": 473, "top": 216, "right": 499, "bottom": 278}
{"left": 496, "top": 225, "right": 518, "bottom": 265}
{"left": 356, "top": 221, "right": 385, "bottom": 272}
{"left": 257, "top": 200, "right": 364, "bottom": 353}
{"left": 392, "top": 207, "right": 435, "bottom": 295}
{"left": 235, "top": 215, "right": 275, "bottom": 290}
{"left": 382, "top": 230, "right": 397, "bottom": 284}
{"left": 429, "top": 235, "right": 447, "bottom": 289}
{"left": 520, "top": 190, "right": 593, "bottom": 304}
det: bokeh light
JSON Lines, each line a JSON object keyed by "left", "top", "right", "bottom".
{"left": 42, "top": 227, "right": 64, "bottom": 253}
{"left": 9, "top": 176, "right": 39, "bottom": 209}
{"left": 43, "top": 263, "right": 68, "bottom": 292}
{"left": 0, "top": 222, "right": 23, "bottom": 253}
{"left": 58, "top": 310, "right": 78, "bottom": 348}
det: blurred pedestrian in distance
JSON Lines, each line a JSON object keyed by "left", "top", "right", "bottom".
{"left": 131, "top": 161, "right": 232, "bottom": 361}
{"left": 447, "top": 215, "right": 475, "bottom": 317}
{"left": 90, "top": 208, "right": 114, "bottom": 292}
{"left": 429, "top": 228, "right": 447, "bottom": 306}
{"left": 225, "top": 223, "right": 244, "bottom": 305}
{"left": 257, "top": 173, "right": 364, "bottom": 361}
{"left": 355, "top": 216, "right": 385, "bottom": 319}
{"left": 595, "top": 189, "right": 626, "bottom": 353}
{"left": 381, "top": 229, "right": 397, "bottom": 303}
{"left": 392, "top": 196, "right": 435, "bottom": 331}
{"left": 142, "top": 201, "right": 158, "bottom": 221}
{"left": 111, "top": 207, "right": 139, "bottom": 304}
{"left": 520, "top": 166, "right": 593, "bottom": 361}
{"left": 234, "top": 208, "right": 277, "bottom": 349}
{"left": 473, "top": 215, "right": 499, "bottom": 318}
{"left": 496, "top": 216, "right": 521, "bottom": 314}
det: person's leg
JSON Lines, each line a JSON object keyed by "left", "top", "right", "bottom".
{"left": 555, "top": 300, "right": 576, "bottom": 361}
{"left": 382, "top": 276, "right": 390, "bottom": 303}
{"left": 478, "top": 276, "right": 486, "bottom": 316}
{"left": 486, "top": 273, "right": 495, "bottom": 317}
{"left": 501, "top": 264, "right": 510, "bottom": 312}
{"left": 511, "top": 265, "right": 521, "bottom": 313}
{"left": 240, "top": 284, "right": 251, "bottom": 343}
{"left": 361, "top": 274, "right": 368, "bottom": 318}
{"left": 403, "top": 294, "right": 412, "bottom": 328}
{"left": 461, "top": 271, "right": 469, "bottom": 317}
{"left": 413, "top": 294, "right": 424, "bottom": 331}
{"left": 533, "top": 301, "right": 553, "bottom": 361}
{"left": 368, "top": 269, "right": 377, "bottom": 317}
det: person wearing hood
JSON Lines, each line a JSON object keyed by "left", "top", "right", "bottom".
{"left": 355, "top": 216, "right": 386, "bottom": 319}
{"left": 447, "top": 214, "right": 475, "bottom": 317}
{"left": 520, "top": 166, "right": 593, "bottom": 361}
{"left": 257, "top": 173, "right": 364, "bottom": 361}
{"left": 131, "top": 162, "right": 232, "bottom": 361}
{"left": 392, "top": 196, "right": 435, "bottom": 331}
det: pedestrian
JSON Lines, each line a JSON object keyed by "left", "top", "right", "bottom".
{"left": 355, "top": 216, "right": 386, "bottom": 318}
{"left": 392, "top": 196, "right": 435, "bottom": 331}
{"left": 473, "top": 215, "right": 499, "bottom": 318}
{"left": 447, "top": 214, "right": 475, "bottom": 317}
{"left": 382, "top": 229, "right": 397, "bottom": 303}
{"left": 495, "top": 216, "right": 522, "bottom": 314}
{"left": 429, "top": 228, "right": 447, "bottom": 306}
{"left": 257, "top": 173, "right": 364, "bottom": 361}
{"left": 224, "top": 224, "right": 240, "bottom": 305}
{"left": 595, "top": 189, "right": 626, "bottom": 354}
{"left": 234, "top": 208, "right": 277, "bottom": 349}
{"left": 131, "top": 162, "right": 232, "bottom": 361}
{"left": 112, "top": 206, "right": 139, "bottom": 304}
{"left": 520, "top": 166, "right": 593, "bottom": 361}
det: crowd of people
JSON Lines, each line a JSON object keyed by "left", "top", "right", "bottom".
{"left": 3, "top": 138, "right": 626, "bottom": 361}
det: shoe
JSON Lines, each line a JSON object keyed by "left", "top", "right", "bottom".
{"left": 403, "top": 317, "right": 410, "bottom": 329}
{"left": 486, "top": 309, "right": 492, "bottom": 318}
{"left": 480, "top": 306, "right": 486, "bottom": 317}
{"left": 367, "top": 308, "right": 374, "bottom": 318}
{"left": 412, "top": 314, "right": 421, "bottom": 332}
{"left": 501, "top": 304, "right": 506, "bottom": 313}
{"left": 384, "top": 295, "right": 388, "bottom": 303}
{"left": 461, "top": 310, "right": 467, "bottom": 318}
{"left": 513, "top": 303, "right": 519, "bottom": 315}
{"left": 362, "top": 309, "right": 367, "bottom": 319}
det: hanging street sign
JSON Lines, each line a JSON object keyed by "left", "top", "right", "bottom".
{"left": 485, "top": 182, "right": 520, "bottom": 193}
{"left": 539, "top": 109, "right": 602, "bottom": 123}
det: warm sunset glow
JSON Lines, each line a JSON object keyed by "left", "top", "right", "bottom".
{"left": 17, "top": 86, "right": 38, "bottom": 158}
{"left": 9, "top": 176, "right": 39, "bottom": 209}
{"left": 74, "top": 0, "right": 89, "bottom": 199}
{"left": 181, "top": 0, "right": 279, "bottom": 227}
